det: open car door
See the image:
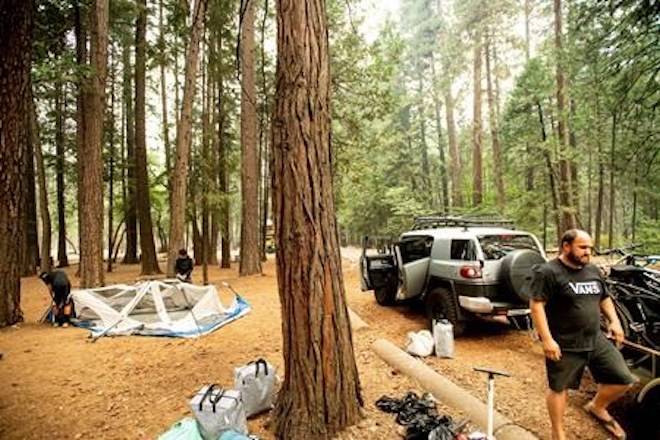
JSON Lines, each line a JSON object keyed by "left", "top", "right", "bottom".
{"left": 359, "top": 236, "right": 396, "bottom": 292}
{"left": 394, "top": 235, "right": 433, "bottom": 300}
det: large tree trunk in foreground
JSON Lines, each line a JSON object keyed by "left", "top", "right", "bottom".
{"left": 135, "top": 0, "right": 161, "bottom": 274}
{"left": 471, "top": 33, "right": 483, "bottom": 207}
{"left": 167, "top": 0, "right": 208, "bottom": 276}
{"left": 239, "top": 0, "right": 262, "bottom": 276}
{"left": 0, "top": 0, "right": 32, "bottom": 326}
{"left": 79, "top": 0, "right": 108, "bottom": 288}
{"left": 272, "top": 0, "right": 363, "bottom": 437}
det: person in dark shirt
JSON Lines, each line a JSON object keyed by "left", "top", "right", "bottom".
{"left": 175, "top": 248, "right": 194, "bottom": 282}
{"left": 529, "top": 229, "right": 634, "bottom": 440}
{"left": 39, "top": 270, "right": 73, "bottom": 327}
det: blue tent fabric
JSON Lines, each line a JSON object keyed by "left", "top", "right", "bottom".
{"left": 158, "top": 418, "right": 252, "bottom": 440}
{"left": 68, "top": 281, "right": 251, "bottom": 339}
{"left": 158, "top": 418, "right": 203, "bottom": 440}
{"left": 74, "top": 295, "right": 251, "bottom": 338}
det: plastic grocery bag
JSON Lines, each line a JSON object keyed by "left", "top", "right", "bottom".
{"left": 405, "top": 330, "right": 435, "bottom": 357}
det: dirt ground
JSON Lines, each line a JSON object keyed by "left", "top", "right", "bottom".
{"left": 0, "top": 249, "right": 638, "bottom": 439}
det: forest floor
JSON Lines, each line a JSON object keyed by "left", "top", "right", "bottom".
{"left": 0, "top": 249, "right": 641, "bottom": 440}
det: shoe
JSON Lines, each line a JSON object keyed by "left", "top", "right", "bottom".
{"left": 583, "top": 403, "right": 626, "bottom": 439}
{"left": 62, "top": 323, "right": 69, "bottom": 328}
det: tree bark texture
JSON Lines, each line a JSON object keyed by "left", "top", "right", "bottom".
{"left": 272, "top": 0, "right": 363, "bottom": 437}
{"left": 417, "top": 75, "right": 432, "bottom": 204}
{"left": 107, "top": 48, "right": 116, "bottom": 272}
{"left": 537, "top": 101, "right": 561, "bottom": 241}
{"left": 75, "top": 1, "right": 87, "bottom": 270}
{"left": 31, "top": 95, "right": 52, "bottom": 273}
{"left": 209, "top": 54, "right": 220, "bottom": 267}
{"left": 218, "top": 73, "right": 231, "bottom": 269}
{"left": 595, "top": 133, "right": 604, "bottom": 249}
{"left": 135, "top": 0, "right": 161, "bottom": 274}
{"left": 553, "top": 0, "right": 576, "bottom": 232}
{"left": 159, "top": 0, "right": 172, "bottom": 205}
{"left": 23, "top": 102, "right": 39, "bottom": 276}
{"left": 79, "top": 0, "right": 108, "bottom": 287}
{"left": 202, "top": 55, "right": 211, "bottom": 274}
{"left": 55, "top": 60, "right": 68, "bottom": 267}
{"left": 608, "top": 112, "right": 616, "bottom": 249}
{"left": 167, "top": 0, "right": 208, "bottom": 276}
{"left": 430, "top": 58, "right": 448, "bottom": 213}
{"left": 444, "top": 86, "right": 462, "bottom": 208}
{"left": 471, "top": 34, "right": 483, "bottom": 207}
{"left": 523, "top": 0, "right": 535, "bottom": 192}
{"left": 485, "top": 35, "right": 505, "bottom": 210}
{"left": 239, "top": 0, "right": 262, "bottom": 276}
{"left": 121, "top": 39, "right": 138, "bottom": 264}
{"left": 0, "top": 0, "right": 32, "bottom": 326}
{"left": 259, "top": 0, "right": 270, "bottom": 261}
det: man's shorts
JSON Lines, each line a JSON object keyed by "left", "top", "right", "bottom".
{"left": 546, "top": 333, "right": 636, "bottom": 392}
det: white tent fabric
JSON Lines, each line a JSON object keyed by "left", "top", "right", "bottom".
{"left": 71, "top": 280, "right": 250, "bottom": 338}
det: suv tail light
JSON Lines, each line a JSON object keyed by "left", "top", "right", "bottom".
{"left": 460, "top": 265, "right": 482, "bottom": 279}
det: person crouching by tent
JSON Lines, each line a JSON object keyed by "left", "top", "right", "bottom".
{"left": 39, "top": 270, "right": 74, "bottom": 327}
{"left": 175, "top": 249, "right": 194, "bottom": 282}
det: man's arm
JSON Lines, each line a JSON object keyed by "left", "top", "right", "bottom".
{"left": 600, "top": 296, "right": 624, "bottom": 346}
{"left": 530, "top": 299, "right": 562, "bottom": 361}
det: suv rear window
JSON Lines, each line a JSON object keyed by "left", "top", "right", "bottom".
{"left": 450, "top": 240, "right": 477, "bottom": 260}
{"left": 399, "top": 236, "right": 433, "bottom": 264}
{"left": 478, "top": 234, "right": 540, "bottom": 260}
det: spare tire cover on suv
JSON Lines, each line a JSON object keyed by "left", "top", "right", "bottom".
{"left": 500, "top": 249, "right": 547, "bottom": 302}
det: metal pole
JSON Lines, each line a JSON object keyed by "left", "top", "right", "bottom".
{"left": 487, "top": 373, "right": 495, "bottom": 440}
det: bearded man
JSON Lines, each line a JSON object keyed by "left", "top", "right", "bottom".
{"left": 529, "top": 229, "right": 635, "bottom": 440}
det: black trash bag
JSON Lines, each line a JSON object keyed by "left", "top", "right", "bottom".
{"left": 376, "top": 392, "right": 458, "bottom": 440}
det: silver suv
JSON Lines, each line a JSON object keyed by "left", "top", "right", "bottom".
{"left": 359, "top": 215, "right": 547, "bottom": 335}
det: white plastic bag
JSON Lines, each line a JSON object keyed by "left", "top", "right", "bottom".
{"left": 233, "top": 359, "right": 278, "bottom": 418}
{"left": 405, "top": 330, "right": 435, "bottom": 357}
{"left": 433, "top": 319, "right": 454, "bottom": 358}
{"left": 189, "top": 385, "right": 247, "bottom": 440}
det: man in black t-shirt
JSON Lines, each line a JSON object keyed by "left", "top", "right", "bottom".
{"left": 39, "top": 270, "right": 73, "bottom": 327}
{"left": 529, "top": 229, "right": 634, "bottom": 440}
{"left": 175, "top": 248, "right": 194, "bottom": 282}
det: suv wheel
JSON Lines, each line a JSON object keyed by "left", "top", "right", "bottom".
{"left": 375, "top": 284, "right": 397, "bottom": 306}
{"left": 425, "top": 287, "right": 466, "bottom": 336}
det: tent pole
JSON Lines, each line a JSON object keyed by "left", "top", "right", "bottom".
{"left": 178, "top": 283, "right": 203, "bottom": 337}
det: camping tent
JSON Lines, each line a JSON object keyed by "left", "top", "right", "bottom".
{"left": 70, "top": 280, "right": 250, "bottom": 338}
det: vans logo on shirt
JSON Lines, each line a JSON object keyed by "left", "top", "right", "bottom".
{"left": 568, "top": 281, "right": 601, "bottom": 295}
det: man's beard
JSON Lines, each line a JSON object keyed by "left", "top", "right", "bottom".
{"left": 567, "top": 250, "right": 588, "bottom": 266}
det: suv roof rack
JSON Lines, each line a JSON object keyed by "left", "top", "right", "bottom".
{"left": 411, "top": 214, "right": 515, "bottom": 230}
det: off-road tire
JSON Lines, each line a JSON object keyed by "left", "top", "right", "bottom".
{"left": 375, "top": 284, "right": 397, "bottom": 306}
{"left": 425, "top": 287, "right": 466, "bottom": 336}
